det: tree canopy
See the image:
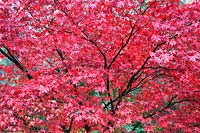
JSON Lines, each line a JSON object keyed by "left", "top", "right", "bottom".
{"left": 0, "top": 0, "right": 199, "bottom": 132}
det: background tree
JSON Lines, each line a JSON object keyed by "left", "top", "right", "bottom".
{"left": 0, "top": 0, "right": 199, "bottom": 132}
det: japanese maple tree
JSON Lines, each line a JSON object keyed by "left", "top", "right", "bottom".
{"left": 0, "top": 0, "right": 199, "bottom": 132}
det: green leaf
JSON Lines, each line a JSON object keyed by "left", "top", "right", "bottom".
{"left": 130, "top": 87, "right": 142, "bottom": 97}
{"left": 154, "top": 123, "right": 165, "bottom": 132}
{"left": 38, "top": 115, "right": 46, "bottom": 120}
{"left": 78, "top": 81, "right": 85, "bottom": 86}
{"left": 91, "top": 131, "right": 100, "bottom": 133}
{"left": 89, "top": 90, "right": 101, "bottom": 97}
{"left": 127, "top": 97, "right": 135, "bottom": 103}
{"left": 123, "top": 121, "right": 145, "bottom": 133}
{"left": 112, "top": 88, "right": 118, "bottom": 99}
{"left": 123, "top": 124, "right": 135, "bottom": 132}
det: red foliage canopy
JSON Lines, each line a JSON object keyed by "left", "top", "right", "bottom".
{"left": 0, "top": 0, "right": 199, "bottom": 132}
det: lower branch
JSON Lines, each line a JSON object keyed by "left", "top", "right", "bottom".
{"left": 61, "top": 117, "right": 74, "bottom": 133}
{"left": 143, "top": 96, "right": 198, "bottom": 118}
{"left": 0, "top": 45, "right": 33, "bottom": 79}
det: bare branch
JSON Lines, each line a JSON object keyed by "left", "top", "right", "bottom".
{"left": 143, "top": 66, "right": 180, "bottom": 71}
{"left": 143, "top": 95, "right": 199, "bottom": 118}
{"left": 56, "top": 5, "right": 107, "bottom": 69}
{"left": 89, "top": 39, "right": 107, "bottom": 69}
{"left": 81, "top": 31, "right": 107, "bottom": 69}
{"left": 108, "top": 24, "right": 138, "bottom": 69}
{"left": 60, "top": 117, "right": 74, "bottom": 133}
{"left": 0, "top": 45, "right": 33, "bottom": 79}
{"left": 56, "top": 47, "right": 65, "bottom": 61}
{"left": 140, "top": 0, "right": 157, "bottom": 15}
{"left": 126, "top": 33, "right": 178, "bottom": 90}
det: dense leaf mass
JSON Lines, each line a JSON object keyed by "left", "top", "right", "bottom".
{"left": 0, "top": 0, "right": 199, "bottom": 132}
